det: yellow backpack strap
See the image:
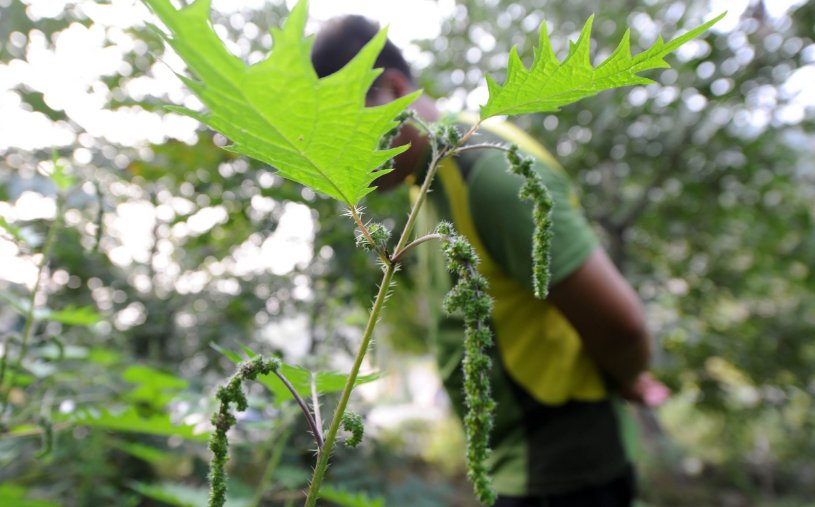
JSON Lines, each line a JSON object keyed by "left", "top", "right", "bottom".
{"left": 435, "top": 154, "right": 606, "bottom": 404}
{"left": 456, "top": 112, "right": 563, "bottom": 174}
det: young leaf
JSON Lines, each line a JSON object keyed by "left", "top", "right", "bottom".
{"left": 64, "top": 407, "right": 208, "bottom": 441}
{"left": 0, "top": 484, "right": 61, "bottom": 507}
{"left": 143, "top": 0, "right": 420, "bottom": 206}
{"left": 1, "top": 294, "right": 101, "bottom": 327}
{"left": 211, "top": 343, "right": 380, "bottom": 406}
{"left": 0, "top": 217, "right": 24, "bottom": 244}
{"left": 481, "top": 12, "right": 725, "bottom": 118}
{"left": 123, "top": 364, "right": 190, "bottom": 408}
{"left": 318, "top": 486, "right": 385, "bottom": 507}
{"left": 112, "top": 440, "right": 174, "bottom": 465}
{"left": 130, "top": 481, "right": 253, "bottom": 507}
{"left": 39, "top": 304, "right": 101, "bottom": 326}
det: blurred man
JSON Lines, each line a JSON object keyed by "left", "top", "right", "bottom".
{"left": 311, "top": 15, "right": 666, "bottom": 507}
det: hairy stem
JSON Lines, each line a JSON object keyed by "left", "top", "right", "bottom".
{"left": 393, "top": 151, "right": 445, "bottom": 254}
{"left": 272, "top": 370, "right": 324, "bottom": 451}
{"left": 393, "top": 120, "right": 483, "bottom": 255}
{"left": 304, "top": 263, "right": 396, "bottom": 506}
{"left": 349, "top": 207, "right": 389, "bottom": 264}
{"left": 459, "top": 121, "right": 482, "bottom": 146}
{"left": 302, "top": 118, "right": 485, "bottom": 504}
{"left": 0, "top": 195, "right": 64, "bottom": 419}
{"left": 454, "top": 143, "right": 511, "bottom": 155}
{"left": 310, "top": 373, "right": 323, "bottom": 443}
{"left": 390, "top": 233, "right": 448, "bottom": 264}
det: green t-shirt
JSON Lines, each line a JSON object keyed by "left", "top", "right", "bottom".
{"left": 424, "top": 126, "right": 630, "bottom": 497}
{"left": 467, "top": 149, "right": 597, "bottom": 288}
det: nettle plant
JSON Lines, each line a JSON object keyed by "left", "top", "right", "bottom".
{"left": 143, "top": 0, "right": 721, "bottom": 505}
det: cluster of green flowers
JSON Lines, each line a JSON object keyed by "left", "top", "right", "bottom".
{"left": 506, "top": 145, "right": 554, "bottom": 299}
{"left": 436, "top": 221, "right": 496, "bottom": 505}
{"left": 208, "top": 356, "right": 281, "bottom": 507}
{"left": 355, "top": 222, "right": 391, "bottom": 253}
{"left": 340, "top": 412, "right": 364, "bottom": 448}
{"left": 432, "top": 123, "right": 462, "bottom": 153}
{"left": 378, "top": 110, "right": 413, "bottom": 151}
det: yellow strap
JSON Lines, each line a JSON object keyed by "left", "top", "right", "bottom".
{"left": 456, "top": 111, "right": 563, "bottom": 173}
{"left": 435, "top": 155, "right": 606, "bottom": 404}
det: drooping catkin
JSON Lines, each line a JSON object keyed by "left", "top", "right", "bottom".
{"left": 507, "top": 145, "right": 554, "bottom": 299}
{"left": 208, "top": 356, "right": 280, "bottom": 507}
{"left": 340, "top": 412, "right": 364, "bottom": 448}
{"left": 436, "top": 222, "right": 496, "bottom": 505}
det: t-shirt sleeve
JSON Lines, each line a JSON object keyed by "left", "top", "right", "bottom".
{"left": 467, "top": 150, "right": 598, "bottom": 291}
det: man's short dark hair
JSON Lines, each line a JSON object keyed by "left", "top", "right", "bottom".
{"left": 310, "top": 15, "right": 413, "bottom": 84}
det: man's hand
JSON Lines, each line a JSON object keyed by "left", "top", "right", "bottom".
{"left": 620, "top": 372, "right": 670, "bottom": 407}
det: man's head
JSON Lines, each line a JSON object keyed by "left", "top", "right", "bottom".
{"left": 311, "top": 15, "right": 415, "bottom": 107}
{"left": 311, "top": 15, "right": 438, "bottom": 189}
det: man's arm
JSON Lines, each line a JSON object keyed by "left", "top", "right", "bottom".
{"left": 548, "top": 247, "right": 651, "bottom": 389}
{"left": 467, "top": 149, "right": 653, "bottom": 392}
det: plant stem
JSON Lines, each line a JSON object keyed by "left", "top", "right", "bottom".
{"left": 301, "top": 118, "right": 484, "bottom": 504}
{"left": 454, "top": 142, "right": 511, "bottom": 155}
{"left": 0, "top": 195, "right": 64, "bottom": 419}
{"left": 390, "top": 233, "right": 448, "bottom": 264}
{"left": 310, "top": 373, "right": 323, "bottom": 442}
{"left": 393, "top": 120, "right": 482, "bottom": 255}
{"left": 393, "top": 151, "right": 445, "bottom": 254}
{"left": 459, "top": 121, "right": 481, "bottom": 146}
{"left": 273, "top": 370, "right": 323, "bottom": 451}
{"left": 349, "top": 206, "right": 389, "bottom": 264}
{"left": 303, "top": 263, "right": 396, "bottom": 506}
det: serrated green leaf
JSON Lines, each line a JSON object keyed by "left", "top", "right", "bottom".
{"left": 319, "top": 486, "right": 385, "bottom": 507}
{"left": 123, "top": 364, "right": 189, "bottom": 408}
{"left": 0, "top": 484, "right": 61, "bottom": 507}
{"left": 481, "top": 12, "right": 725, "bottom": 118}
{"left": 87, "top": 346, "right": 121, "bottom": 366}
{"left": 130, "top": 481, "right": 253, "bottom": 507}
{"left": 112, "top": 440, "right": 174, "bottom": 465}
{"left": 40, "top": 305, "right": 101, "bottom": 326}
{"left": 122, "top": 365, "right": 189, "bottom": 390}
{"left": 64, "top": 407, "right": 208, "bottom": 441}
{"left": 143, "top": 0, "right": 419, "bottom": 206}
{"left": 212, "top": 343, "right": 381, "bottom": 406}
{"left": 0, "top": 293, "right": 101, "bottom": 326}
{"left": 0, "top": 216, "right": 24, "bottom": 243}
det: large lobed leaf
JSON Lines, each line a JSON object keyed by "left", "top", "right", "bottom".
{"left": 143, "top": 0, "right": 420, "bottom": 206}
{"left": 481, "top": 12, "right": 725, "bottom": 118}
